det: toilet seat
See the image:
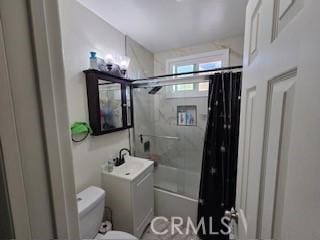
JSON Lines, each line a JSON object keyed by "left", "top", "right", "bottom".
{"left": 96, "top": 231, "right": 137, "bottom": 240}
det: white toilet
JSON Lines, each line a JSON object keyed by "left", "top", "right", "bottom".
{"left": 77, "top": 186, "right": 137, "bottom": 240}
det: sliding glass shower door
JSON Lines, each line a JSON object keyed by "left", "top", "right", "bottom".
{"left": 133, "top": 82, "right": 208, "bottom": 199}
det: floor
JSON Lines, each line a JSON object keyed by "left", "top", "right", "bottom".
{"left": 141, "top": 218, "right": 199, "bottom": 240}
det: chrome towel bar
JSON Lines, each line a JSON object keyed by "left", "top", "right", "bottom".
{"left": 139, "top": 134, "right": 180, "bottom": 143}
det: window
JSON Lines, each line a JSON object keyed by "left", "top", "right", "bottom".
{"left": 199, "top": 61, "right": 222, "bottom": 71}
{"left": 176, "top": 64, "right": 194, "bottom": 74}
{"left": 174, "top": 64, "right": 195, "bottom": 91}
{"left": 177, "top": 84, "right": 194, "bottom": 91}
{"left": 166, "top": 49, "right": 229, "bottom": 98}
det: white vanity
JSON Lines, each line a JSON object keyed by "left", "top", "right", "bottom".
{"left": 101, "top": 156, "right": 154, "bottom": 238}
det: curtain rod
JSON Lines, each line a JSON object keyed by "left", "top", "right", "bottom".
{"left": 131, "top": 65, "right": 243, "bottom": 82}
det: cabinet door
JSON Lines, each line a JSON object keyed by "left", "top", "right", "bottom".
{"left": 132, "top": 172, "right": 154, "bottom": 237}
{"left": 98, "top": 80, "right": 124, "bottom": 131}
{"left": 124, "top": 85, "right": 134, "bottom": 128}
{"left": 85, "top": 71, "right": 134, "bottom": 136}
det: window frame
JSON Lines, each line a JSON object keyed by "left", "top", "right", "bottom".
{"left": 165, "top": 49, "right": 230, "bottom": 98}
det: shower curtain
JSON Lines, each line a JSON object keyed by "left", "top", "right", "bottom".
{"left": 197, "top": 72, "right": 242, "bottom": 240}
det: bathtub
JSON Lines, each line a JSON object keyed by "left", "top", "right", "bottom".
{"left": 153, "top": 164, "right": 200, "bottom": 224}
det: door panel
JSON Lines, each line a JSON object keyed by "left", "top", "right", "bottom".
{"left": 249, "top": 0, "right": 262, "bottom": 63}
{"left": 273, "top": 0, "right": 304, "bottom": 39}
{"left": 245, "top": 0, "right": 275, "bottom": 66}
{"left": 236, "top": 0, "right": 320, "bottom": 240}
{"left": 260, "top": 70, "right": 296, "bottom": 239}
{"left": 279, "top": 0, "right": 294, "bottom": 18}
{"left": 250, "top": 11, "right": 260, "bottom": 55}
{"left": 236, "top": 86, "right": 259, "bottom": 239}
{"left": 240, "top": 87, "right": 256, "bottom": 214}
{"left": 133, "top": 172, "right": 154, "bottom": 237}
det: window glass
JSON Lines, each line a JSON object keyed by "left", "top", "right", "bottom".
{"left": 176, "top": 64, "right": 194, "bottom": 73}
{"left": 172, "top": 65, "right": 195, "bottom": 92}
{"left": 199, "top": 61, "right": 222, "bottom": 71}
{"left": 196, "top": 61, "right": 222, "bottom": 92}
{"left": 168, "top": 51, "right": 227, "bottom": 96}
{"left": 177, "top": 83, "right": 194, "bottom": 91}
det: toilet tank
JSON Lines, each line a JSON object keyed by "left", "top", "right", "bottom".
{"left": 77, "top": 186, "right": 105, "bottom": 239}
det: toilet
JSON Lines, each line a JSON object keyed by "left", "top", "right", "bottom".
{"left": 77, "top": 186, "right": 137, "bottom": 240}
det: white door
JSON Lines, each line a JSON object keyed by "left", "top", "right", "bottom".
{"left": 233, "top": 0, "right": 320, "bottom": 239}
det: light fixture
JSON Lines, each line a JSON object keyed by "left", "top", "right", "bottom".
{"left": 90, "top": 51, "right": 130, "bottom": 77}
{"left": 105, "top": 54, "right": 114, "bottom": 71}
{"left": 119, "top": 56, "right": 131, "bottom": 75}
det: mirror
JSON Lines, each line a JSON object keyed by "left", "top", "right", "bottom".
{"left": 84, "top": 69, "right": 133, "bottom": 136}
{"left": 98, "top": 80, "right": 123, "bottom": 131}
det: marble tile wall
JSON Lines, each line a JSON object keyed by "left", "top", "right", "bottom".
{"left": 132, "top": 84, "right": 207, "bottom": 198}
{"left": 132, "top": 88, "right": 156, "bottom": 159}
{"left": 153, "top": 89, "right": 208, "bottom": 174}
{"left": 125, "top": 36, "right": 155, "bottom": 158}
{"left": 154, "top": 34, "right": 244, "bottom": 75}
{"left": 150, "top": 34, "right": 244, "bottom": 176}
{"left": 132, "top": 35, "right": 244, "bottom": 197}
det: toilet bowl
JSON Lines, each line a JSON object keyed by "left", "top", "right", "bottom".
{"left": 77, "top": 186, "right": 137, "bottom": 240}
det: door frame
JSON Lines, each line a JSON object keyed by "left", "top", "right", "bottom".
{"left": 0, "top": 15, "right": 32, "bottom": 239}
{"left": 28, "top": 0, "right": 80, "bottom": 237}
{"left": 0, "top": 0, "right": 80, "bottom": 239}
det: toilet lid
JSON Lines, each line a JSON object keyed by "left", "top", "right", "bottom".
{"left": 97, "top": 231, "right": 137, "bottom": 240}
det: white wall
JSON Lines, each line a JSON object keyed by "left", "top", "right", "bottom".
{"left": 58, "top": 0, "right": 124, "bottom": 193}
{"left": 58, "top": 0, "right": 154, "bottom": 193}
{"left": 154, "top": 34, "right": 244, "bottom": 75}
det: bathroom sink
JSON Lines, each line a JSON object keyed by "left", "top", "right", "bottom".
{"left": 102, "top": 156, "right": 154, "bottom": 181}
{"left": 101, "top": 155, "right": 154, "bottom": 237}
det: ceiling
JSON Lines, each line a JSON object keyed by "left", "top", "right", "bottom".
{"left": 77, "top": 0, "right": 248, "bottom": 52}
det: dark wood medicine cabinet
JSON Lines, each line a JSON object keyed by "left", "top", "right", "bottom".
{"left": 84, "top": 69, "right": 134, "bottom": 136}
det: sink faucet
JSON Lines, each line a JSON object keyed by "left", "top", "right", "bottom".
{"left": 119, "top": 148, "right": 131, "bottom": 164}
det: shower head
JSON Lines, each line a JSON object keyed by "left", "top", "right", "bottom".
{"left": 148, "top": 86, "right": 162, "bottom": 94}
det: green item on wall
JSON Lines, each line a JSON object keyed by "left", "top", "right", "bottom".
{"left": 71, "top": 122, "right": 92, "bottom": 135}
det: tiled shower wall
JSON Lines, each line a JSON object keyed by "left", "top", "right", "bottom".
{"left": 132, "top": 35, "right": 244, "bottom": 198}
{"left": 156, "top": 35, "right": 243, "bottom": 167}
{"left": 136, "top": 35, "right": 244, "bottom": 165}
{"left": 125, "top": 36, "right": 156, "bottom": 158}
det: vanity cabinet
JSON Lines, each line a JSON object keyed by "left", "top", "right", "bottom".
{"left": 132, "top": 171, "right": 154, "bottom": 237}
{"left": 84, "top": 70, "right": 133, "bottom": 136}
{"left": 101, "top": 157, "right": 154, "bottom": 238}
